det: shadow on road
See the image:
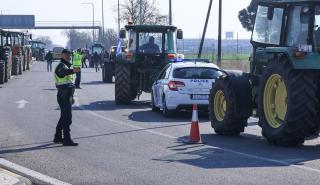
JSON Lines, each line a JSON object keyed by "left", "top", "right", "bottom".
{"left": 0, "top": 143, "right": 63, "bottom": 155}
{"left": 128, "top": 110, "right": 210, "bottom": 123}
{"left": 153, "top": 133, "right": 320, "bottom": 169}
{"left": 73, "top": 100, "right": 151, "bottom": 111}
{"left": 82, "top": 81, "right": 108, "bottom": 85}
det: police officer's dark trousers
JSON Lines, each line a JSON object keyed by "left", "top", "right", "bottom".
{"left": 55, "top": 88, "right": 73, "bottom": 141}
{"left": 75, "top": 71, "right": 81, "bottom": 88}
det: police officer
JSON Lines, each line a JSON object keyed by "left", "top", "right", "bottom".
{"left": 53, "top": 49, "right": 80, "bottom": 146}
{"left": 73, "top": 48, "right": 83, "bottom": 89}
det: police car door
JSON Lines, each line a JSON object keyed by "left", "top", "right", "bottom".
{"left": 154, "top": 65, "right": 171, "bottom": 106}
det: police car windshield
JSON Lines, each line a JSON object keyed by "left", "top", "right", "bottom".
{"left": 173, "top": 67, "right": 222, "bottom": 79}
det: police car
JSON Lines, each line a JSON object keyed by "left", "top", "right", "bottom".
{"left": 151, "top": 59, "right": 223, "bottom": 116}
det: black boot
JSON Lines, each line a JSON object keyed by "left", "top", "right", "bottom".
{"left": 53, "top": 130, "right": 63, "bottom": 144}
{"left": 63, "top": 130, "right": 78, "bottom": 146}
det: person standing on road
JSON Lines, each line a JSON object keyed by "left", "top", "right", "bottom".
{"left": 73, "top": 48, "right": 83, "bottom": 89}
{"left": 45, "top": 51, "right": 54, "bottom": 72}
{"left": 81, "top": 50, "right": 88, "bottom": 68}
{"left": 92, "top": 52, "right": 100, "bottom": 72}
{"left": 53, "top": 49, "right": 80, "bottom": 146}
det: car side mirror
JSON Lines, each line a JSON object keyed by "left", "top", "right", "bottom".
{"left": 119, "top": 28, "right": 126, "bottom": 39}
{"left": 177, "top": 29, "right": 183, "bottom": 39}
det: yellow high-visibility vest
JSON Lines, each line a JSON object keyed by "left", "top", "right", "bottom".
{"left": 73, "top": 52, "right": 82, "bottom": 67}
{"left": 54, "top": 62, "right": 74, "bottom": 86}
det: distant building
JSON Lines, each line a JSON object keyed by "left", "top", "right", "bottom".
{"left": 225, "top": 32, "right": 234, "bottom": 40}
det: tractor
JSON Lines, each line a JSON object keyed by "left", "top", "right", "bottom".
{"left": 102, "top": 45, "right": 126, "bottom": 83}
{"left": 7, "top": 31, "right": 24, "bottom": 76}
{"left": 0, "top": 31, "right": 14, "bottom": 83}
{"left": 209, "top": 0, "right": 320, "bottom": 146}
{"left": 89, "top": 43, "right": 105, "bottom": 68}
{"left": 30, "top": 40, "right": 45, "bottom": 61}
{"left": 115, "top": 24, "right": 183, "bottom": 104}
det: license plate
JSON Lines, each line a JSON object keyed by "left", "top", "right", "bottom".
{"left": 191, "top": 94, "right": 209, "bottom": 100}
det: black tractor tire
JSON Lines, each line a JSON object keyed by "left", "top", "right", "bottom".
{"left": 12, "top": 57, "right": 19, "bottom": 76}
{"left": 102, "top": 64, "right": 106, "bottom": 82}
{"left": 4, "top": 61, "right": 8, "bottom": 82}
{"left": 151, "top": 91, "right": 160, "bottom": 112}
{"left": 105, "top": 62, "right": 113, "bottom": 83}
{"left": 5, "top": 50, "right": 12, "bottom": 81}
{"left": 162, "top": 95, "right": 174, "bottom": 117}
{"left": 115, "top": 63, "right": 133, "bottom": 105}
{"left": 0, "top": 61, "right": 5, "bottom": 84}
{"left": 18, "top": 57, "right": 23, "bottom": 75}
{"left": 258, "top": 57, "right": 319, "bottom": 147}
{"left": 209, "top": 72, "right": 252, "bottom": 136}
{"left": 23, "top": 53, "right": 27, "bottom": 71}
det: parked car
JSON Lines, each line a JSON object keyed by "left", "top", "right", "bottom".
{"left": 151, "top": 59, "right": 222, "bottom": 117}
{"left": 52, "top": 47, "right": 64, "bottom": 60}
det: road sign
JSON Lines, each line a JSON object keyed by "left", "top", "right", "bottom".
{"left": 0, "top": 15, "right": 35, "bottom": 29}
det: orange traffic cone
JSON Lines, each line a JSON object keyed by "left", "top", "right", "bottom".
{"left": 188, "top": 104, "right": 202, "bottom": 144}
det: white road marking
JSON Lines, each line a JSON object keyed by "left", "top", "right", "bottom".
{"left": 15, "top": 100, "right": 29, "bottom": 109}
{"left": 0, "top": 159, "right": 72, "bottom": 185}
{"left": 75, "top": 101, "right": 320, "bottom": 175}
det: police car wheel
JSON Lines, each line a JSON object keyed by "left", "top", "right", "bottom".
{"left": 151, "top": 91, "right": 160, "bottom": 112}
{"left": 162, "top": 95, "right": 173, "bottom": 117}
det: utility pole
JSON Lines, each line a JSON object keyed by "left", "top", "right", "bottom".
{"left": 198, "top": 0, "right": 213, "bottom": 58}
{"left": 169, "top": 0, "right": 172, "bottom": 25}
{"left": 139, "top": 0, "right": 142, "bottom": 24}
{"left": 118, "top": 0, "right": 120, "bottom": 32}
{"left": 102, "top": 0, "right": 105, "bottom": 38}
{"left": 217, "top": 0, "right": 222, "bottom": 67}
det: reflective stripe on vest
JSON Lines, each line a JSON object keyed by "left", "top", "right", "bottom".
{"left": 73, "top": 53, "right": 82, "bottom": 67}
{"left": 55, "top": 62, "right": 74, "bottom": 86}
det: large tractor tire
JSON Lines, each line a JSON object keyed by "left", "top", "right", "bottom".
{"left": 23, "top": 53, "right": 27, "bottom": 71}
{"left": 258, "top": 57, "right": 319, "bottom": 146}
{"left": 4, "top": 61, "right": 8, "bottom": 82}
{"left": 12, "top": 57, "right": 19, "bottom": 76}
{"left": 102, "top": 64, "right": 106, "bottom": 82}
{"left": 115, "top": 63, "right": 133, "bottom": 105}
{"left": 104, "top": 62, "right": 113, "bottom": 83}
{"left": 209, "top": 71, "right": 252, "bottom": 136}
{"left": 18, "top": 57, "right": 23, "bottom": 75}
{"left": 0, "top": 61, "right": 5, "bottom": 84}
{"left": 5, "top": 49, "right": 12, "bottom": 81}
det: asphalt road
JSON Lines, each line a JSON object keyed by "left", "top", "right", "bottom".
{"left": 0, "top": 62, "right": 320, "bottom": 185}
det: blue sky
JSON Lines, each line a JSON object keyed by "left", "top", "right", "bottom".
{"left": 1, "top": 0, "right": 252, "bottom": 46}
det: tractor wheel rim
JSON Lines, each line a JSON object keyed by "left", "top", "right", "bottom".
{"left": 214, "top": 90, "right": 226, "bottom": 122}
{"left": 263, "top": 74, "right": 287, "bottom": 129}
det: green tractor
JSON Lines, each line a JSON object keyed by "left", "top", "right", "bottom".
{"left": 30, "top": 41, "right": 45, "bottom": 61}
{"left": 89, "top": 43, "right": 105, "bottom": 68}
{"left": 114, "top": 24, "right": 183, "bottom": 104}
{"left": 209, "top": 0, "right": 320, "bottom": 146}
{"left": 102, "top": 46, "right": 126, "bottom": 83}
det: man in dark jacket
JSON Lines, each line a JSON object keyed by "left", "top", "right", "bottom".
{"left": 53, "top": 49, "right": 80, "bottom": 146}
{"left": 140, "top": 36, "right": 160, "bottom": 53}
{"left": 45, "top": 51, "right": 54, "bottom": 72}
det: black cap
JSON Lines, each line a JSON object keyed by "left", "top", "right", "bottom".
{"left": 61, "top": 49, "right": 72, "bottom": 54}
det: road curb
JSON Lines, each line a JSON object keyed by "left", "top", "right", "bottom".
{"left": 0, "top": 167, "right": 32, "bottom": 185}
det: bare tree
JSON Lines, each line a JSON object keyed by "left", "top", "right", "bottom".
{"left": 100, "top": 28, "right": 118, "bottom": 50}
{"left": 35, "top": 35, "right": 53, "bottom": 50}
{"left": 119, "top": 0, "right": 168, "bottom": 25}
{"left": 63, "top": 30, "right": 92, "bottom": 50}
